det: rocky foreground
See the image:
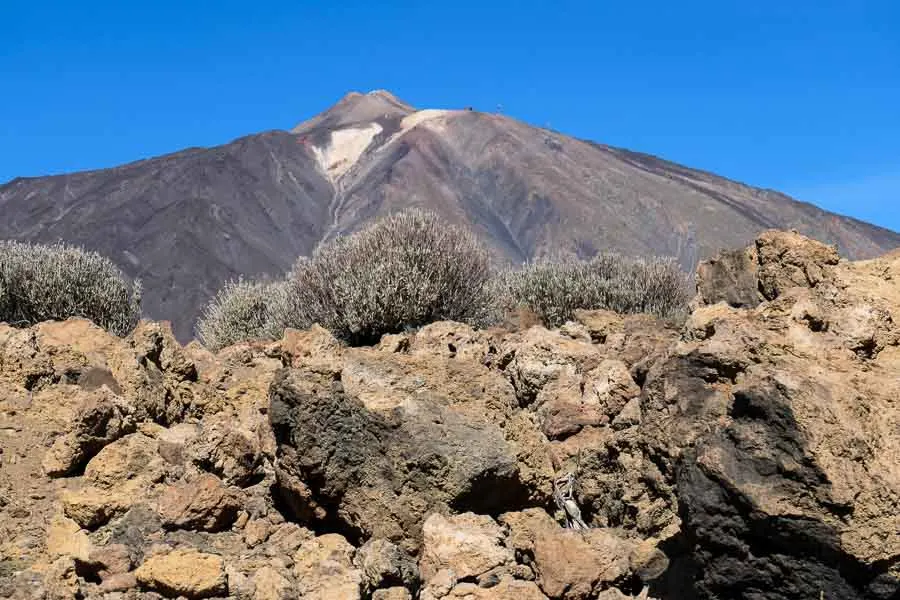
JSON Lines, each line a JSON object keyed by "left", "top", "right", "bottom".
{"left": 0, "top": 230, "right": 897, "bottom": 600}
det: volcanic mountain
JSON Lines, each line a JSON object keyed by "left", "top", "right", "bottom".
{"left": 1, "top": 90, "right": 898, "bottom": 340}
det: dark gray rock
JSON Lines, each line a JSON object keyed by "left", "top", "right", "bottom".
{"left": 268, "top": 367, "right": 529, "bottom": 551}
{"left": 695, "top": 246, "right": 762, "bottom": 308}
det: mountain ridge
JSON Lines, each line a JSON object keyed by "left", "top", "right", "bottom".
{"left": 2, "top": 90, "right": 898, "bottom": 340}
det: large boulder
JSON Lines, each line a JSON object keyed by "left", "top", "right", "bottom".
{"left": 269, "top": 366, "right": 531, "bottom": 551}
{"left": 640, "top": 231, "right": 900, "bottom": 600}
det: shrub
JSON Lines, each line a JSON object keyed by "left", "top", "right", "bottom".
{"left": 195, "top": 278, "right": 292, "bottom": 351}
{"left": 287, "top": 209, "right": 495, "bottom": 345}
{"left": 491, "top": 253, "right": 691, "bottom": 328}
{"left": 0, "top": 240, "right": 141, "bottom": 336}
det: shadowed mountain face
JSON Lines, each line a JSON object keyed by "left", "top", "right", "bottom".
{"left": 2, "top": 90, "right": 898, "bottom": 340}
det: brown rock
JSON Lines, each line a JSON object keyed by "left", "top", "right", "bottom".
{"left": 696, "top": 244, "right": 762, "bottom": 308}
{"left": 186, "top": 417, "right": 263, "bottom": 487}
{"left": 157, "top": 473, "right": 241, "bottom": 532}
{"left": 41, "top": 392, "right": 135, "bottom": 478}
{"left": 372, "top": 587, "right": 413, "bottom": 600}
{"left": 419, "top": 513, "right": 513, "bottom": 582}
{"left": 639, "top": 233, "right": 900, "bottom": 599}
{"left": 251, "top": 565, "right": 293, "bottom": 600}
{"left": 44, "top": 556, "right": 84, "bottom": 600}
{"left": 135, "top": 549, "right": 227, "bottom": 598}
{"left": 155, "top": 423, "right": 199, "bottom": 465}
{"left": 418, "top": 569, "right": 456, "bottom": 600}
{"left": 355, "top": 538, "right": 419, "bottom": 592}
{"left": 293, "top": 533, "right": 362, "bottom": 600}
{"left": 87, "top": 543, "right": 133, "bottom": 577}
{"left": 425, "top": 577, "right": 549, "bottom": 600}
{"left": 243, "top": 518, "right": 273, "bottom": 547}
{"left": 98, "top": 572, "right": 138, "bottom": 593}
{"left": 583, "top": 359, "right": 641, "bottom": 418}
{"left": 755, "top": 229, "right": 840, "bottom": 300}
{"left": 279, "top": 325, "right": 345, "bottom": 370}
{"left": 407, "top": 321, "right": 495, "bottom": 363}
{"left": 46, "top": 514, "right": 92, "bottom": 561}
{"left": 60, "top": 486, "right": 132, "bottom": 529}
{"left": 611, "top": 396, "right": 642, "bottom": 430}
{"left": 504, "top": 326, "right": 603, "bottom": 407}
{"left": 500, "top": 509, "right": 646, "bottom": 600}
{"left": 264, "top": 522, "right": 314, "bottom": 557}
{"left": 83, "top": 432, "right": 165, "bottom": 488}
{"left": 99, "top": 573, "right": 138, "bottom": 593}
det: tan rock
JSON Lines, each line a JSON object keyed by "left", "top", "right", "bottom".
{"left": 41, "top": 391, "right": 135, "bottom": 478}
{"left": 98, "top": 572, "right": 138, "bottom": 593}
{"left": 408, "top": 321, "right": 495, "bottom": 363}
{"left": 435, "top": 577, "right": 549, "bottom": 599}
{"left": 372, "top": 587, "right": 413, "bottom": 600}
{"left": 265, "top": 522, "right": 314, "bottom": 556}
{"left": 251, "top": 565, "right": 293, "bottom": 600}
{"left": 157, "top": 473, "right": 241, "bottom": 532}
{"left": 500, "top": 509, "right": 641, "bottom": 600}
{"left": 755, "top": 229, "right": 840, "bottom": 300}
{"left": 83, "top": 432, "right": 165, "bottom": 488}
{"left": 280, "top": 325, "right": 345, "bottom": 370}
{"left": 60, "top": 486, "right": 131, "bottom": 529}
{"left": 293, "top": 533, "right": 362, "bottom": 600}
{"left": 155, "top": 422, "right": 199, "bottom": 465}
{"left": 355, "top": 538, "right": 419, "bottom": 592}
{"left": 87, "top": 543, "right": 133, "bottom": 577}
{"left": 419, "top": 568, "right": 456, "bottom": 600}
{"left": 44, "top": 556, "right": 84, "bottom": 600}
{"left": 611, "top": 396, "right": 642, "bottom": 430}
{"left": 504, "top": 326, "right": 603, "bottom": 407}
{"left": 186, "top": 417, "right": 263, "bottom": 487}
{"left": 244, "top": 518, "right": 272, "bottom": 547}
{"left": 134, "top": 549, "right": 227, "bottom": 598}
{"left": 46, "top": 514, "right": 92, "bottom": 561}
{"left": 583, "top": 359, "right": 641, "bottom": 418}
{"left": 535, "top": 370, "right": 607, "bottom": 439}
{"left": 419, "top": 513, "right": 513, "bottom": 582}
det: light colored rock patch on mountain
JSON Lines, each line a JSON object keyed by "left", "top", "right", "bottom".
{"left": 375, "top": 109, "right": 454, "bottom": 153}
{"left": 312, "top": 123, "right": 383, "bottom": 182}
{"left": 400, "top": 109, "right": 452, "bottom": 134}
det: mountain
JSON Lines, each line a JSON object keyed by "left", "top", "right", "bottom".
{"left": 2, "top": 90, "right": 898, "bottom": 340}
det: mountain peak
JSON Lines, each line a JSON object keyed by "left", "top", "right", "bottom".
{"left": 293, "top": 90, "right": 415, "bottom": 133}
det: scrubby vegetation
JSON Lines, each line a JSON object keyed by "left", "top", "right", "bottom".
{"left": 0, "top": 240, "right": 141, "bottom": 336}
{"left": 195, "top": 278, "right": 292, "bottom": 351}
{"left": 195, "top": 210, "right": 692, "bottom": 349}
{"left": 288, "top": 210, "right": 496, "bottom": 345}
{"left": 492, "top": 254, "right": 692, "bottom": 328}
{"left": 196, "top": 210, "right": 495, "bottom": 347}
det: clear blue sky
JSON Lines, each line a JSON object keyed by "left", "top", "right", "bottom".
{"left": 2, "top": 1, "right": 898, "bottom": 231}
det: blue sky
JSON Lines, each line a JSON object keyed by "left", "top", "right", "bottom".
{"left": 2, "top": 1, "right": 898, "bottom": 231}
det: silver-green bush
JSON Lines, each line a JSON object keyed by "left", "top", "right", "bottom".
{"left": 288, "top": 210, "right": 495, "bottom": 345}
{"left": 195, "top": 278, "right": 292, "bottom": 351}
{"left": 0, "top": 240, "right": 141, "bottom": 336}
{"left": 492, "top": 253, "right": 691, "bottom": 328}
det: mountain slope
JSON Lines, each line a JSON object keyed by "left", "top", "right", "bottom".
{"left": 2, "top": 90, "right": 898, "bottom": 340}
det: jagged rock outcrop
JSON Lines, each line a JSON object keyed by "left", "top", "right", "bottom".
{"left": 640, "top": 230, "right": 900, "bottom": 600}
{"left": 0, "top": 229, "right": 897, "bottom": 599}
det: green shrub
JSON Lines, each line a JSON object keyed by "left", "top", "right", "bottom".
{"left": 195, "top": 278, "right": 292, "bottom": 351}
{"left": 492, "top": 253, "right": 691, "bottom": 328}
{"left": 287, "top": 209, "right": 495, "bottom": 345}
{"left": 0, "top": 240, "right": 141, "bottom": 336}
